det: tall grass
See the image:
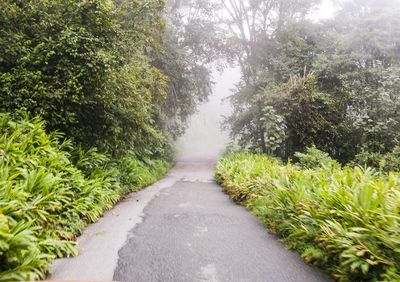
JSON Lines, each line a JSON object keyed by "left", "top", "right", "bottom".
{"left": 0, "top": 113, "right": 170, "bottom": 281}
{"left": 216, "top": 151, "right": 400, "bottom": 281}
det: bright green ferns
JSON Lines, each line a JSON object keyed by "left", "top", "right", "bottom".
{"left": 0, "top": 114, "right": 169, "bottom": 280}
{"left": 216, "top": 151, "right": 400, "bottom": 281}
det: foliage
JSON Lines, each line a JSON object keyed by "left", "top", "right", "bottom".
{"left": 0, "top": 113, "right": 169, "bottom": 280}
{"left": 280, "top": 73, "right": 343, "bottom": 158}
{"left": 0, "top": 0, "right": 169, "bottom": 157}
{"left": 295, "top": 146, "right": 340, "bottom": 169}
{"left": 0, "top": 0, "right": 219, "bottom": 280}
{"left": 0, "top": 212, "right": 49, "bottom": 281}
{"left": 261, "top": 106, "right": 286, "bottom": 155}
{"left": 211, "top": 0, "right": 320, "bottom": 83}
{"left": 228, "top": 73, "right": 343, "bottom": 159}
{"left": 227, "top": 82, "right": 282, "bottom": 154}
{"left": 218, "top": 0, "right": 400, "bottom": 165}
{"left": 216, "top": 151, "right": 400, "bottom": 281}
{"left": 355, "top": 146, "right": 400, "bottom": 172}
{"left": 115, "top": 154, "right": 170, "bottom": 194}
{"left": 154, "top": 0, "right": 220, "bottom": 139}
{"left": 313, "top": 1, "right": 400, "bottom": 162}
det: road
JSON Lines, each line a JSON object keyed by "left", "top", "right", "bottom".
{"left": 50, "top": 158, "right": 330, "bottom": 282}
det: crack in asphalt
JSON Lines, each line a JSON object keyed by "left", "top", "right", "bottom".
{"left": 113, "top": 161, "right": 331, "bottom": 282}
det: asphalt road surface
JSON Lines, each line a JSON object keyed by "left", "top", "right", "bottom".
{"left": 50, "top": 158, "right": 330, "bottom": 282}
{"left": 113, "top": 160, "right": 330, "bottom": 282}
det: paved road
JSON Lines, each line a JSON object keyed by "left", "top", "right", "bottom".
{"left": 113, "top": 160, "right": 330, "bottom": 282}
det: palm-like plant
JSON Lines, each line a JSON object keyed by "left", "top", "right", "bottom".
{"left": 0, "top": 113, "right": 170, "bottom": 280}
{"left": 216, "top": 151, "right": 400, "bottom": 281}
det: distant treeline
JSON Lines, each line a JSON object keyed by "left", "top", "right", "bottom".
{"left": 183, "top": 0, "right": 400, "bottom": 167}
{"left": 226, "top": 0, "right": 400, "bottom": 167}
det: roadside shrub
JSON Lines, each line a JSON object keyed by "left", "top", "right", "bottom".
{"left": 215, "top": 152, "right": 281, "bottom": 204}
{"left": 216, "top": 151, "right": 400, "bottom": 281}
{"left": 295, "top": 146, "right": 340, "bottom": 169}
{"left": 0, "top": 113, "right": 170, "bottom": 280}
{"left": 0, "top": 211, "right": 49, "bottom": 281}
{"left": 383, "top": 146, "right": 400, "bottom": 172}
{"left": 115, "top": 154, "right": 170, "bottom": 194}
{"left": 353, "top": 150, "right": 384, "bottom": 170}
{"left": 355, "top": 147, "right": 400, "bottom": 172}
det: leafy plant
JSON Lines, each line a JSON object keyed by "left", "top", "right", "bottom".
{"left": 355, "top": 146, "right": 400, "bottom": 172}
{"left": 221, "top": 0, "right": 400, "bottom": 165}
{"left": 0, "top": 113, "right": 170, "bottom": 280}
{"left": 216, "top": 151, "right": 400, "bottom": 281}
{"left": 0, "top": 0, "right": 170, "bottom": 158}
{"left": 295, "top": 146, "right": 340, "bottom": 169}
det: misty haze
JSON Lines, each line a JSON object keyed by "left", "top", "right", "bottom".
{"left": 0, "top": 0, "right": 399, "bottom": 281}
{"left": 177, "top": 67, "right": 240, "bottom": 160}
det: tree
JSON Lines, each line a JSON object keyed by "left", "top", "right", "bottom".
{"left": 215, "top": 0, "right": 320, "bottom": 83}
{"left": 0, "top": 0, "right": 169, "bottom": 157}
{"left": 280, "top": 73, "right": 343, "bottom": 159}
{"left": 224, "top": 0, "right": 400, "bottom": 164}
{"left": 313, "top": 0, "right": 400, "bottom": 161}
{"left": 154, "top": 0, "right": 223, "bottom": 139}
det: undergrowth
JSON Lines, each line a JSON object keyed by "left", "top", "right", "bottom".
{"left": 0, "top": 113, "right": 170, "bottom": 281}
{"left": 216, "top": 150, "right": 400, "bottom": 281}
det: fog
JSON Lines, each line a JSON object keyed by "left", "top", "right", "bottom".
{"left": 310, "top": 0, "right": 337, "bottom": 21}
{"left": 176, "top": 0, "right": 338, "bottom": 161}
{"left": 176, "top": 67, "right": 241, "bottom": 161}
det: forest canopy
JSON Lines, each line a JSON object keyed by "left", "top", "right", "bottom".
{"left": 0, "top": 0, "right": 215, "bottom": 158}
{"left": 180, "top": 0, "right": 400, "bottom": 167}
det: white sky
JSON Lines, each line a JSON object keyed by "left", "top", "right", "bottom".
{"left": 309, "top": 0, "right": 338, "bottom": 21}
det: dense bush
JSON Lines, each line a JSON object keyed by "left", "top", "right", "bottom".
{"left": 355, "top": 147, "right": 400, "bottom": 172}
{"left": 216, "top": 151, "right": 400, "bottom": 281}
{"left": 0, "top": 0, "right": 170, "bottom": 157}
{"left": 294, "top": 146, "right": 340, "bottom": 170}
{"left": 0, "top": 114, "right": 169, "bottom": 281}
{"left": 115, "top": 154, "right": 170, "bottom": 194}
